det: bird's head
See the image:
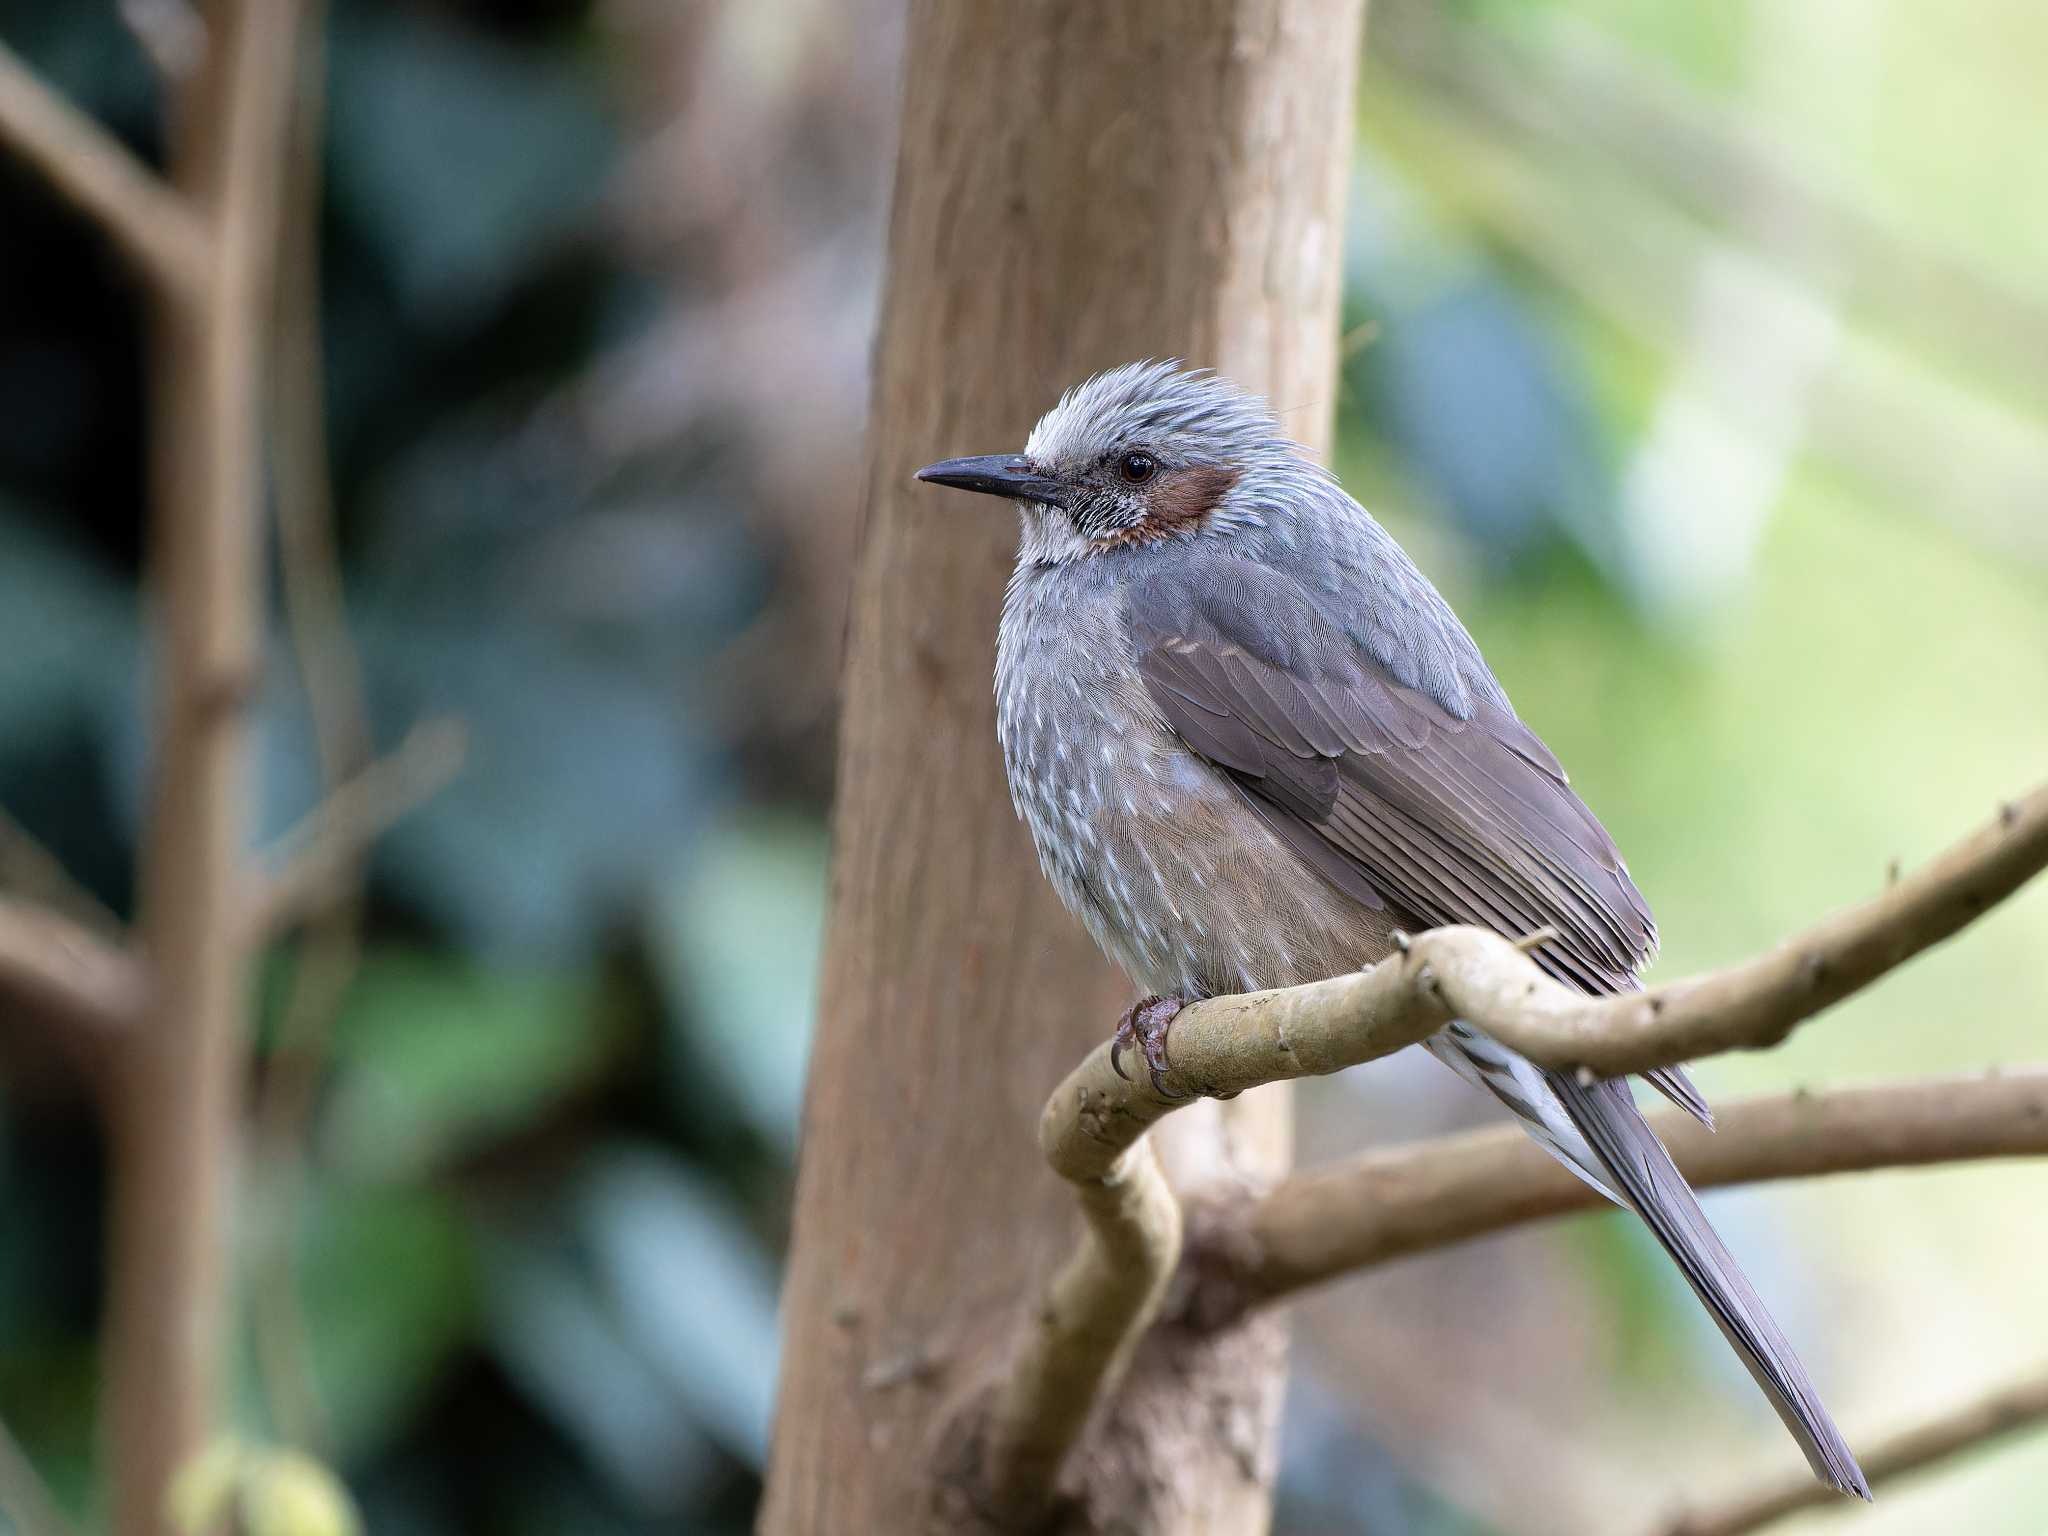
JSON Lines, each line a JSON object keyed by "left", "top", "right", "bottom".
{"left": 915, "top": 360, "right": 1309, "bottom": 565}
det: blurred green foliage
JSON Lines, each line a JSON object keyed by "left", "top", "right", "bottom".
{"left": 1, "top": 2, "right": 792, "bottom": 1530}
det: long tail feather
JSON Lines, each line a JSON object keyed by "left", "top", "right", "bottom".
{"left": 1546, "top": 1070, "right": 1871, "bottom": 1499}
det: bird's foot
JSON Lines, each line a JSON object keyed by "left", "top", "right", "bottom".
{"left": 1110, "top": 995, "right": 1188, "bottom": 1100}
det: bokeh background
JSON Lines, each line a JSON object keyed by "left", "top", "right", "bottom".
{"left": 1, "top": 0, "right": 2044, "bottom": 1532}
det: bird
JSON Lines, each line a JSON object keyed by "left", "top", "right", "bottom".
{"left": 914, "top": 359, "right": 1869, "bottom": 1500}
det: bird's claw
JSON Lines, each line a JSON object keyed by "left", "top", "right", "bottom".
{"left": 1110, "top": 995, "right": 1188, "bottom": 1100}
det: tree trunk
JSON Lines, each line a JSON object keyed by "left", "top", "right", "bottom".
{"left": 761, "top": 4, "right": 1365, "bottom": 1532}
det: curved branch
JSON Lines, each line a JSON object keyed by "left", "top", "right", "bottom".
{"left": 975, "top": 1140, "right": 1182, "bottom": 1520}
{"left": 1228, "top": 1070, "right": 2048, "bottom": 1306}
{"left": 0, "top": 40, "right": 210, "bottom": 297}
{"left": 977, "top": 784, "right": 2048, "bottom": 1521}
{"left": 1662, "top": 1365, "right": 2048, "bottom": 1536}
{"left": 1040, "top": 784, "right": 2048, "bottom": 1188}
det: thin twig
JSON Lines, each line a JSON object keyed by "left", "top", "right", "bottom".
{"left": 249, "top": 0, "right": 354, "bottom": 1453}
{"left": 973, "top": 783, "right": 2048, "bottom": 1519}
{"left": 1661, "top": 1365, "right": 2048, "bottom": 1536}
{"left": 0, "top": 39, "right": 210, "bottom": 297}
{"left": 249, "top": 717, "right": 467, "bottom": 939}
{"left": 1230, "top": 1069, "right": 2048, "bottom": 1306}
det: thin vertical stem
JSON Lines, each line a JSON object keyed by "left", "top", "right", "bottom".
{"left": 251, "top": 0, "right": 361, "bottom": 1455}
{"left": 104, "top": 4, "right": 301, "bottom": 1531}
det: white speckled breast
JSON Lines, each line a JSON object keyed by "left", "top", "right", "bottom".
{"left": 995, "top": 552, "right": 1393, "bottom": 1001}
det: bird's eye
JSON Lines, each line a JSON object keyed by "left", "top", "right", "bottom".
{"left": 1117, "top": 451, "right": 1158, "bottom": 484}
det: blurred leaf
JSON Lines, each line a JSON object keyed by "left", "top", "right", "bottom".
{"left": 360, "top": 622, "right": 707, "bottom": 961}
{"left": 482, "top": 1234, "right": 719, "bottom": 1514}
{"left": 0, "top": 508, "right": 140, "bottom": 907}
{"left": 328, "top": 7, "right": 613, "bottom": 322}
{"left": 652, "top": 811, "right": 826, "bottom": 1152}
{"left": 0, "top": 507, "right": 133, "bottom": 757}
{"left": 350, "top": 409, "right": 589, "bottom": 605}
{"left": 0, "top": 1119, "right": 99, "bottom": 1516}
{"left": 298, "top": 1183, "right": 473, "bottom": 1458}
{"left": 1361, "top": 279, "right": 1614, "bottom": 561}
{"left": 1343, "top": 158, "right": 1617, "bottom": 571}
{"left": 351, "top": 406, "right": 767, "bottom": 651}
{"left": 323, "top": 950, "right": 608, "bottom": 1180}
{"left": 301, "top": 395, "right": 745, "bottom": 961}
{"left": 576, "top": 1147, "right": 779, "bottom": 1467}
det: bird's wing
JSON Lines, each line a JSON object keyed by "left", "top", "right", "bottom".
{"left": 1125, "top": 553, "right": 1657, "bottom": 999}
{"left": 1123, "top": 555, "right": 1876, "bottom": 1490}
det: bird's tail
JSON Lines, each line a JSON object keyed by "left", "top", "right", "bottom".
{"left": 1545, "top": 1069, "right": 1872, "bottom": 1500}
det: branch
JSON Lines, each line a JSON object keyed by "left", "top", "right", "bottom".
{"left": 248, "top": 717, "right": 467, "bottom": 938}
{"left": 1227, "top": 1069, "right": 2048, "bottom": 1306}
{"left": 0, "top": 39, "right": 210, "bottom": 297}
{"left": 1040, "top": 785, "right": 2047, "bottom": 1176}
{"left": 976, "top": 784, "right": 2048, "bottom": 1517}
{"left": 976, "top": 1139, "right": 1182, "bottom": 1519}
{"left": 0, "top": 896, "right": 141, "bottom": 1037}
{"left": 1662, "top": 1365, "right": 2048, "bottom": 1536}
{"left": 104, "top": 2, "right": 301, "bottom": 1529}
{"left": 1412, "top": 782, "right": 2048, "bottom": 1081}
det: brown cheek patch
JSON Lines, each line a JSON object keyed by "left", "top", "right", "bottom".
{"left": 1150, "top": 464, "right": 1241, "bottom": 528}
{"left": 1092, "top": 465, "right": 1242, "bottom": 549}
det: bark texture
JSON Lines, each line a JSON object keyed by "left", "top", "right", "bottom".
{"left": 759, "top": 4, "right": 1365, "bottom": 1533}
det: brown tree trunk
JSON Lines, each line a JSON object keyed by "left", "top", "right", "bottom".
{"left": 761, "top": 4, "right": 1364, "bottom": 1533}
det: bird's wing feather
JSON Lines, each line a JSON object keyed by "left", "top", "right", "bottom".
{"left": 1125, "top": 546, "right": 1865, "bottom": 1494}
{"left": 1125, "top": 554, "right": 1657, "bottom": 997}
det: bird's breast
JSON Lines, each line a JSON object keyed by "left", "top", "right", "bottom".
{"left": 994, "top": 569, "right": 1391, "bottom": 998}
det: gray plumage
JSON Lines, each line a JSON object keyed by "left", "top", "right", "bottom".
{"left": 917, "top": 360, "right": 1868, "bottom": 1499}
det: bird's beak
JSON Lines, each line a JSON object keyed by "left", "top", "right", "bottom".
{"left": 913, "top": 455, "right": 1070, "bottom": 508}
